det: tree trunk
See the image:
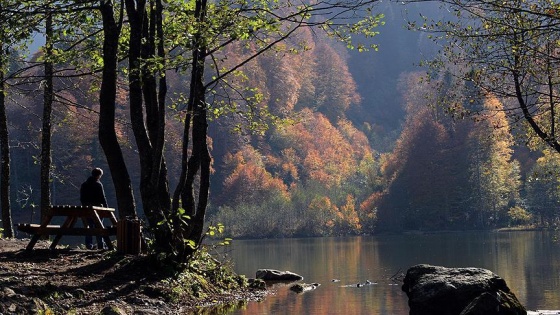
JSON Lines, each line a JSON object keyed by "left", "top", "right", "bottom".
{"left": 178, "top": 0, "right": 210, "bottom": 260}
{"left": 125, "top": 0, "right": 173, "bottom": 253}
{"left": 99, "top": 0, "right": 137, "bottom": 219}
{"left": 140, "top": 0, "right": 170, "bottom": 222}
{"left": 41, "top": 9, "right": 53, "bottom": 220}
{"left": 0, "top": 45, "right": 13, "bottom": 238}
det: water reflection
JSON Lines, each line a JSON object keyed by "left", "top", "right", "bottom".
{"left": 221, "top": 231, "right": 560, "bottom": 315}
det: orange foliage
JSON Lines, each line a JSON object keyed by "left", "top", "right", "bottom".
{"left": 308, "top": 196, "right": 336, "bottom": 211}
{"left": 275, "top": 109, "right": 360, "bottom": 188}
{"left": 337, "top": 118, "right": 372, "bottom": 159}
{"left": 205, "top": 27, "right": 378, "bottom": 236}
{"left": 338, "top": 195, "right": 362, "bottom": 232}
{"left": 359, "top": 192, "right": 383, "bottom": 216}
{"left": 313, "top": 42, "right": 361, "bottom": 119}
{"left": 223, "top": 146, "right": 290, "bottom": 204}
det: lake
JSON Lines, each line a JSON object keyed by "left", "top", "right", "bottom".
{"left": 219, "top": 231, "right": 560, "bottom": 314}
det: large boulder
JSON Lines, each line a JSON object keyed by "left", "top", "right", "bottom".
{"left": 255, "top": 269, "right": 303, "bottom": 281}
{"left": 402, "top": 264, "right": 526, "bottom": 315}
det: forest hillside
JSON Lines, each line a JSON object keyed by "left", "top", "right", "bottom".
{"left": 5, "top": 2, "right": 554, "bottom": 240}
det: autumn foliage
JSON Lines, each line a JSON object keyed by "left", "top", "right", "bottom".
{"left": 209, "top": 31, "right": 378, "bottom": 237}
{"left": 6, "top": 22, "right": 550, "bottom": 240}
{"left": 373, "top": 73, "right": 524, "bottom": 231}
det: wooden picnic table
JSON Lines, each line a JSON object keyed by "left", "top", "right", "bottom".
{"left": 17, "top": 205, "right": 118, "bottom": 251}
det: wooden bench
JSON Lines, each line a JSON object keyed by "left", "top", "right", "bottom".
{"left": 17, "top": 205, "right": 118, "bottom": 251}
{"left": 17, "top": 223, "right": 116, "bottom": 236}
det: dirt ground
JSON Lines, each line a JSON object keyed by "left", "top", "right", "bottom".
{"left": 0, "top": 238, "right": 266, "bottom": 314}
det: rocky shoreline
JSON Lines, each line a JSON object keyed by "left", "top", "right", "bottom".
{"left": 0, "top": 238, "right": 267, "bottom": 314}
{"left": 3, "top": 238, "right": 558, "bottom": 315}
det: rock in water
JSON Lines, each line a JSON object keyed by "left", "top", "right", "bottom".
{"left": 248, "top": 278, "right": 267, "bottom": 290}
{"left": 289, "top": 283, "right": 320, "bottom": 293}
{"left": 460, "top": 291, "right": 526, "bottom": 315}
{"left": 255, "top": 269, "right": 303, "bottom": 281}
{"left": 401, "top": 264, "right": 526, "bottom": 315}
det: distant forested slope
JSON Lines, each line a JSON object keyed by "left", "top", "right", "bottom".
{"left": 7, "top": 2, "right": 550, "bottom": 238}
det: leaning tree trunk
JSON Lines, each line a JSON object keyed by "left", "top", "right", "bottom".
{"left": 0, "top": 45, "right": 13, "bottom": 238}
{"left": 99, "top": 0, "right": 137, "bottom": 219}
{"left": 512, "top": 34, "right": 560, "bottom": 153}
{"left": 40, "top": 9, "right": 53, "bottom": 221}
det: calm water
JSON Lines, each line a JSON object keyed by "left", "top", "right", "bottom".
{"left": 217, "top": 231, "right": 560, "bottom": 315}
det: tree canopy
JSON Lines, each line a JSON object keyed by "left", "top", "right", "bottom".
{"left": 412, "top": 0, "right": 560, "bottom": 153}
{"left": 1, "top": 0, "right": 385, "bottom": 266}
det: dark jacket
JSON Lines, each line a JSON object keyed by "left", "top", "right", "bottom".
{"left": 80, "top": 176, "right": 108, "bottom": 207}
